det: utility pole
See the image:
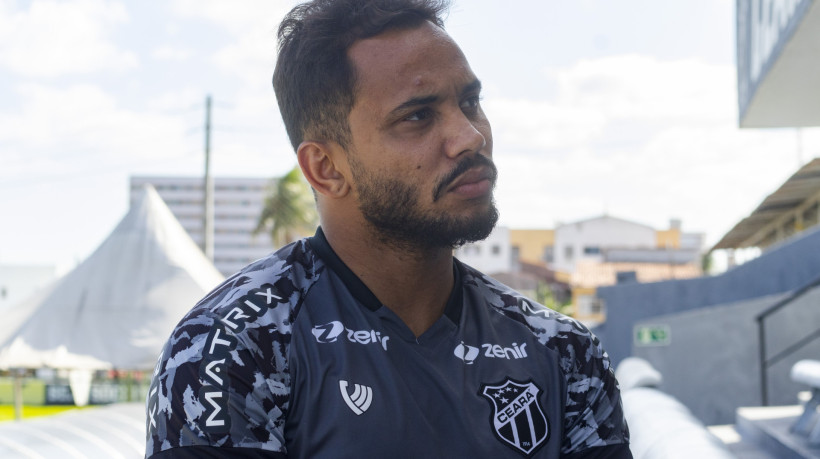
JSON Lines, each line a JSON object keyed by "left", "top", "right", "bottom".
{"left": 203, "top": 95, "right": 214, "bottom": 261}
{"left": 13, "top": 368, "right": 23, "bottom": 421}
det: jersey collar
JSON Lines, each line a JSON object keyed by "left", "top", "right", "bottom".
{"left": 308, "top": 226, "right": 463, "bottom": 325}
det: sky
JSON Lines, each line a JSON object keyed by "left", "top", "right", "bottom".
{"left": 2, "top": 0, "right": 819, "bottom": 275}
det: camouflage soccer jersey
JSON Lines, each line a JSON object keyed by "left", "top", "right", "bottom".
{"left": 146, "top": 228, "right": 631, "bottom": 458}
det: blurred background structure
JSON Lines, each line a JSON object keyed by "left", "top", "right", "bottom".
{"left": 130, "top": 176, "right": 275, "bottom": 277}
{"left": 0, "top": 186, "right": 223, "bottom": 404}
{"left": 2, "top": 0, "right": 820, "bottom": 457}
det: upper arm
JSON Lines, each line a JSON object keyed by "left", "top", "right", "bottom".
{"left": 561, "top": 332, "right": 630, "bottom": 455}
{"left": 146, "top": 285, "right": 293, "bottom": 457}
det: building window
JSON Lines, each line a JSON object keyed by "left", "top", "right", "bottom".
{"left": 583, "top": 246, "right": 601, "bottom": 255}
{"left": 491, "top": 245, "right": 501, "bottom": 255}
{"left": 543, "top": 246, "right": 554, "bottom": 263}
{"left": 590, "top": 298, "right": 603, "bottom": 314}
{"left": 564, "top": 246, "right": 573, "bottom": 260}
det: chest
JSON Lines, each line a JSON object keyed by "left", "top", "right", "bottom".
{"left": 283, "top": 302, "right": 566, "bottom": 458}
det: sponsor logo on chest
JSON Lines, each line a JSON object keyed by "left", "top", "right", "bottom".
{"left": 339, "top": 380, "right": 373, "bottom": 415}
{"left": 453, "top": 341, "right": 528, "bottom": 364}
{"left": 312, "top": 321, "right": 390, "bottom": 351}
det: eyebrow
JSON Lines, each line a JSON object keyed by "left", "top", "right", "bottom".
{"left": 387, "top": 78, "right": 483, "bottom": 119}
{"left": 388, "top": 94, "right": 440, "bottom": 119}
{"left": 461, "top": 79, "right": 482, "bottom": 98}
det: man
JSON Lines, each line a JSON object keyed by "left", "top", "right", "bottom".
{"left": 145, "top": 0, "right": 631, "bottom": 457}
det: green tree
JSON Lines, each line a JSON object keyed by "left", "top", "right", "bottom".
{"left": 255, "top": 166, "right": 318, "bottom": 247}
{"left": 535, "top": 282, "right": 573, "bottom": 316}
{"left": 701, "top": 251, "right": 713, "bottom": 275}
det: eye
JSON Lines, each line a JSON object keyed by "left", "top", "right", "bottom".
{"left": 404, "top": 107, "right": 434, "bottom": 122}
{"left": 460, "top": 95, "right": 482, "bottom": 114}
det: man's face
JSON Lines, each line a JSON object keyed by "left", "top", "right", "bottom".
{"left": 345, "top": 21, "right": 498, "bottom": 250}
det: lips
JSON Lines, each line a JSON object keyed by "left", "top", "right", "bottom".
{"left": 447, "top": 167, "right": 494, "bottom": 194}
{"left": 434, "top": 157, "right": 498, "bottom": 201}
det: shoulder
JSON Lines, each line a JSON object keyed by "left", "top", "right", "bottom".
{"left": 180, "top": 237, "right": 323, "bottom": 335}
{"left": 200, "top": 237, "right": 322, "bottom": 316}
{"left": 458, "top": 261, "right": 629, "bottom": 453}
{"left": 157, "top": 239, "right": 323, "bottom": 367}
{"left": 146, "top": 239, "right": 325, "bottom": 455}
{"left": 458, "top": 261, "right": 601, "bottom": 372}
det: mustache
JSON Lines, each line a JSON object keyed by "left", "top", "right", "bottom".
{"left": 433, "top": 155, "right": 498, "bottom": 202}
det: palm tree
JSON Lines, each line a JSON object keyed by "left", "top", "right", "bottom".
{"left": 254, "top": 166, "right": 318, "bottom": 247}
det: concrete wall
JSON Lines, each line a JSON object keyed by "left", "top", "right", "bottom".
{"left": 630, "top": 287, "right": 820, "bottom": 425}
{"left": 595, "top": 224, "right": 820, "bottom": 365}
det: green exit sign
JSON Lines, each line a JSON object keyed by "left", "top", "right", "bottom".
{"left": 634, "top": 325, "right": 671, "bottom": 347}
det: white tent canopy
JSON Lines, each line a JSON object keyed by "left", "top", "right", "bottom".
{"left": 0, "top": 185, "right": 224, "bottom": 370}
{"left": 0, "top": 281, "right": 57, "bottom": 351}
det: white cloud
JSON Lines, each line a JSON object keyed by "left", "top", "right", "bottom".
{"left": 486, "top": 55, "right": 736, "bottom": 153}
{"left": 163, "top": 0, "right": 297, "bottom": 174}
{"left": 170, "top": 0, "right": 290, "bottom": 35}
{"left": 169, "top": 0, "right": 289, "bottom": 87}
{"left": 0, "top": 0, "right": 137, "bottom": 77}
{"left": 151, "top": 45, "right": 192, "bottom": 61}
{"left": 488, "top": 54, "right": 820, "bottom": 246}
{"left": 549, "top": 55, "right": 735, "bottom": 122}
{"left": 485, "top": 98, "right": 609, "bottom": 151}
{"left": 212, "top": 27, "right": 278, "bottom": 83}
{"left": 0, "top": 83, "right": 192, "bottom": 179}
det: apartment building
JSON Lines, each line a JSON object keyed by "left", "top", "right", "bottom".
{"left": 455, "top": 226, "right": 512, "bottom": 275}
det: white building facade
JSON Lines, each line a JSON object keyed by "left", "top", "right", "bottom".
{"left": 130, "top": 176, "right": 276, "bottom": 277}
{"left": 454, "top": 226, "right": 512, "bottom": 275}
{"left": 552, "top": 215, "right": 656, "bottom": 274}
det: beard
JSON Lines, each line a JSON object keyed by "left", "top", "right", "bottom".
{"left": 349, "top": 154, "right": 499, "bottom": 251}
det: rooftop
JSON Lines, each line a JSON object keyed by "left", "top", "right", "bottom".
{"left": 712, "top": 158, "right": 820, "bottom": 250}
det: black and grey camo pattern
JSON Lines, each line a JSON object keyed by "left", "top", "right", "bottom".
{"left": 461, "top": 266, "right": 630, "bottom": 454}
{"left": 145, "top": 239, "right": 323, "bottom": 456}
{"left": 145, "top": 236, "right": 628, "bottom": 457}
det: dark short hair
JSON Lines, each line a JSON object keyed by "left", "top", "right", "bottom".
{"left": 273, "top": 0, "right": 450, "bottom": 151}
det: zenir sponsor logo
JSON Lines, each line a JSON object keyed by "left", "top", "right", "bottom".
{"left": 454, "top": 342, "right": 480, "bottom": 364}
{"left": 480, "top": 378, "right": 549, "bottom": 456}
{"left": 311, "top": 321, "right": 344, "bottom": 343}
{"left": 453, "top": 342, "right": 528, "bottom": 363}
{"left": 339, "top": 380, "right": 373, "bottom": 415}
{"left": 312, "top": 321, "right": 390, "bottom": 351}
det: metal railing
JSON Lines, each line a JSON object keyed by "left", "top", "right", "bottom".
{"left": 757, "top": 273, "right": 820, "bottom": 405}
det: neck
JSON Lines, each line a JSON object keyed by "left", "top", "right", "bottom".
{"left": 322, "top": 222, "right": 455, "bottom": 337}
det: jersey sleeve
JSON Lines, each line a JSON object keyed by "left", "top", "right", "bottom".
{"left": 557, "top": 319, "right": 631, "bottom": 456}
{"left": 145, "top": 283, "right": 293, "bottom": 458}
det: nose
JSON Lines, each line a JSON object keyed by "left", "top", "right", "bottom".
{"left": 444, "top": 111, "right": 488, "bottom": 159}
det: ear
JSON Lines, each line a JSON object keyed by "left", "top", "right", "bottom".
{"left": 297, "top": 141, "right": 351, "bottom": 198}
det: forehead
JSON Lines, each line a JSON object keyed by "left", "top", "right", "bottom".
{"left": 347, "top": 21, "right": 474, "bottom": 111}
